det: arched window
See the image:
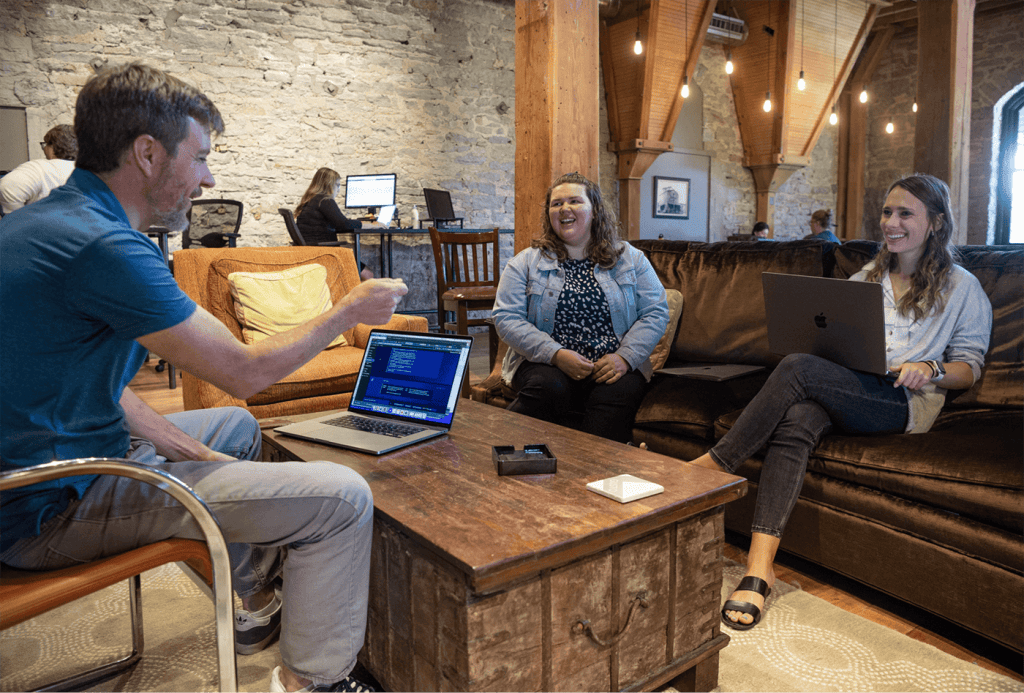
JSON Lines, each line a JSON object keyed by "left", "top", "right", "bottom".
{"left": 995, "top": 88, "right": 1024, "bottom": 244}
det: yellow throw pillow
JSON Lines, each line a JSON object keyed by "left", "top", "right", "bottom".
{"left": 228, "top": 264, "right": 347, "bottom": 349}
{"left": 649, "top": 288, "right": 684, "bottom": 371}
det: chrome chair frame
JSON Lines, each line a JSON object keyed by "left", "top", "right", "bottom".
{"left": 0, "top": 458, "right": 237, "bottom": 692}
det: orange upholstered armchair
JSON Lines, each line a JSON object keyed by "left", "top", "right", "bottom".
{"left": 173, "top": 246, "right": 428, "bottom": 418}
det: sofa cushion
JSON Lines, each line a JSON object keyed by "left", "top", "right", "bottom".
{"left": 650, "top": 289, "right": 684, "bottom": 371}
{"left": 228, "top": 264, "right": 347, "bottom": 349}
{"left": 207, "top": 253, "right": 358, "bottom": 347}
{"left": 716, "top": 407, "right": 1023, "bottom": 533}
{"left": 634, "top": 240, "right": 829, "bottom": 366}
{"left": 634, "top": 372, "right": 768, "bottom": 441}
{"left": 949, "top": 245, "right": 1024, "bottom": 409}
{"left": 831, "top": 240, "right": 881, "bottom": 278}
{"left": 246, "top": 344, "right": 365, "bottom": 406}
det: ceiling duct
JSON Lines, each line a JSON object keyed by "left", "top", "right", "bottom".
{"left": 706, "top": 12, "right": 747, "bottom": 45}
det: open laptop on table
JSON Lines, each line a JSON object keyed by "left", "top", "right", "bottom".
{"left": 761, "top": 272, "right": 888, "bottom": 376}
{"left": 275, "top": 329, "right": 474, "bottom": 455}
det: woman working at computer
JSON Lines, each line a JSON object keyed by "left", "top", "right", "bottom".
{"left": 689, "top": 174, "right": 992, "bottom": 632}
{"left": 491, "top": 172, "right": 669, "bottom": 443}
{"left": 295, "top": 167, "right": 374, "bottom": 280}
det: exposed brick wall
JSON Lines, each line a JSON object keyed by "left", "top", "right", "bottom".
{"left": 969, "top": 6, "right": 1024, "bottom": 244}
{"left": 861, "top": 6, "right": 1024, "bottom": 244}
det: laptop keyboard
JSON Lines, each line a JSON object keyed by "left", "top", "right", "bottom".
{"left": 323, "top": 415, "right": 426, "bottom": 438}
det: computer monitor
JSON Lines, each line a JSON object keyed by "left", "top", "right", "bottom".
{"left": 344, "top": 173, "right": 397, "bottom": 215}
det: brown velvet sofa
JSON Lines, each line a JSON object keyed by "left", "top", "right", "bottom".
{"left": 472, "top": 239, "right": 1023, "bottom": 654}
{"left": 174, "top": 246, "right": 428, "bottom": 418}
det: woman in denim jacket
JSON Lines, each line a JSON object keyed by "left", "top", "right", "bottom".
{"left": 491, "top": 172, "right": 669, "bottom": 443}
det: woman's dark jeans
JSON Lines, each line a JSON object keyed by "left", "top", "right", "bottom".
{"left": 509, "top": 360, "right": 648, "bottom": 443}
{"left": 710, "top": 353, "right": 908, "bottom": 538}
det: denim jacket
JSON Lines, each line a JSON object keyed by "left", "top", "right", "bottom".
{"left": 492, "top": 243, "right": 669, "bottom": 384}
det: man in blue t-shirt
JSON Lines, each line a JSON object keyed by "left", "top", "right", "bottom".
{"left": 0, "top": 63, "right": 407, "bottom": 693}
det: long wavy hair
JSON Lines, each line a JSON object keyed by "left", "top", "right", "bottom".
{"left": 295, "top": 167, "right": 341, "bottom": 218}
{"left": 864, "top": 174, "right": 959, "bottom": 320}
{"left": 532, "top": 172, "right": 624, "bottom": 268}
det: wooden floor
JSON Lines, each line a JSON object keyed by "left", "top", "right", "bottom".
{"left": 131, "top": 336, "right": 1023, "bottom": 684}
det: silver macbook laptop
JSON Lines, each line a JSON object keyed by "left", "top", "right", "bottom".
{"left": 762, "top": 272, "right": 888, "bottom": 376}
{"left": 275, "top": 329, "right": 474, "bottom": 455}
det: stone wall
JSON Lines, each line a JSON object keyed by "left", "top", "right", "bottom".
{"left": 0, "top": 0, "right": 519, "bottom": 320}
{"left": 692, "top": 42, "right": 837, "bottom": 241}
{"left": 861, "top": 6, "right": 1024, "bottom": 244}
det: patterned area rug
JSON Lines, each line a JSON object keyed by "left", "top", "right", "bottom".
{"left": 1, "top": 561, "right": 1020, "bottom": 692}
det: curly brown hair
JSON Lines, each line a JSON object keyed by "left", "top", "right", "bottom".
{"left": 44, "top": 124, "right": 77, "bottom": 161}
{"left": 864, "top": 174, "right": 959, "bottom": 320}
{"left": 74, "top": 62, "right": 224, "bottom": 173}
{"left": 295, "top": 167, "right": 341, "bottom": 218}
{"left": 532, "top": 172, "right": 624, "bottom": 268}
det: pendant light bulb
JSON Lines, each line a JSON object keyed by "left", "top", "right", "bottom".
{"left": 763, "top": 91, "right": 772, "bottom": 112}
{"left": 797, "top": 70, "right": 806, "bottom": 91}
{"left": 885, "top": 121, "right": 894, "bottom": 134}
{"left": 829, "top": 105, "right": 838, "bottom": 126}
{"left": 725, "top": 52, "right": 734, "bottom": 74}
{"left": 681, "top": 76, "right": 690, "bottom": 98}
{"left": 913, "top": 102, "right": 918, "bottom": 113}
{"left": 859, "top": 89, "right": 868, "bottom": 104}
{"left": 634, "top": 31, "right": 643, "bottom": 55}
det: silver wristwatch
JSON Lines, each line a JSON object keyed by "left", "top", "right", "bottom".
{"left": 926, "top": 360, "right": 946, "bottom": 381}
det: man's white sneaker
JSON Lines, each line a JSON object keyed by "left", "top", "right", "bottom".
{"left": 269, "top": 665, "right": 375, "bottom": 692}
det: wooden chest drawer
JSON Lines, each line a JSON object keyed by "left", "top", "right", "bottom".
{"left": 362, "top": 506, "right": 727, "bottom": 692}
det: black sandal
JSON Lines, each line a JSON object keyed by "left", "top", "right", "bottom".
{"left": 721, "top": 576, "right": 772, "bottom": 631}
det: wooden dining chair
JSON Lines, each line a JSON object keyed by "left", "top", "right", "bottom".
{"left": 0, "top": 458, "right": 238, "bottom": 692}
{"left": 428, "top": 227, "right": 501, "bottom": 395}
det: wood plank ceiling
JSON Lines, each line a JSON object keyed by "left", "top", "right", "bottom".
{"left": 600, "top": 0, "right": 880, "bottom": 237}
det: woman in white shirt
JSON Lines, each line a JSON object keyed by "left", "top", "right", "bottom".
{"left": 689, "top": 174, "right": 993, "bottom": 631}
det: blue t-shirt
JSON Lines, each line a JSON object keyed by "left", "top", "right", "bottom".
{"left": 0, "top": 169, "right": 197, "bottom": 551}
{"left": 810, "top": 229, "right": 841, "bottom": 244}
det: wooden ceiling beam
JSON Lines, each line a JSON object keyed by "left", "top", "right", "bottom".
{"left": 660, "top": 0, "right": 717, "bottom": 142}
{"left": 801, "top": 3, "right": 879, "bottom": 159}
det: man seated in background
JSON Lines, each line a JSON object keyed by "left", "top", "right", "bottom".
{"left": 752, "top": 221, "right": 770, "bottom": 239}
{"left": 0, "top": 124, "right": 77, "bottom": 214}
{"left": 0, "top": 62, "right": 407, "bottom": 692}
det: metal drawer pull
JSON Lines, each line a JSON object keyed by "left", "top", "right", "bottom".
{"left": 572, "top": 592, "right": 649, "bottom": 647}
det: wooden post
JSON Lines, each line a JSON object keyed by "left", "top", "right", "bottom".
{"left": 515, "top": 1, "right": 600, "bottom": 254}
{"left": 914, "top": 0, "right": 975, "bottom": 243}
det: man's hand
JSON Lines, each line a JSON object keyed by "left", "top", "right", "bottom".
{"left": 592, "top": 353, "right": 629, "bottom": 384}
{"left": 553, "top": 349, "right": 594, "bottom": 381}
{"left": 338, "top": 278, "right": 408, "bottom": 326}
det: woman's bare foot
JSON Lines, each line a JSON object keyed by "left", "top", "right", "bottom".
{"left": 687, "top": 453, "right": 728, "bottom": 472}
{"left": 722, "top": 532, "right": 781, "bottom": 628}
{"left": 722, "top": 567, "right": 775, "bottom": 626}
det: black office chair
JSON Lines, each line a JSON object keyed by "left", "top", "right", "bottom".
{"left": 422, "top": 188, "right": 464, "bottom": 229}
{"left": 279, "top": 207, "right": 307, "bottom": 245}
{"left": 184, "top": 199, "right": 243, "bottom": 249}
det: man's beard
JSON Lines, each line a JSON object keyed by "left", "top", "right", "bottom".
{"left": 150, "top": 205, "right": 190, "bottom": 232}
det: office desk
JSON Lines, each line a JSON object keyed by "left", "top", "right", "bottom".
{"left": 339, "top": 227, "right": 513, "bottom": 280}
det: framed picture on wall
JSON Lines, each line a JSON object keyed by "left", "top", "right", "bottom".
{"left": 653, "top": 176, "right": 690, "bottom": 219}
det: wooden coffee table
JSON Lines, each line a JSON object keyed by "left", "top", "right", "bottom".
{"left": 261, "top": 400, "right": 746, "bottom": 692}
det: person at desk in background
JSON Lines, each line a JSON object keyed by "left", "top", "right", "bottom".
{"left": 752, "top": 221, "right": 770, "bottom": 239}
{"left": 686, "top": 174, "right": 991, "bottom": 633}
{"left": 805, "top": 208, "right": 841, "bottom": 243}
{"left": 0, "top": 124, "right": 77, "bottom": 215}
{"left": 296, "top": 167, "right": 377, "bottom": 280}
{"left": 491, "top": 171, "right": 670, "bottom": 444}
{"left": 0, "top": 62, "right": 409, "bottom": 693}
